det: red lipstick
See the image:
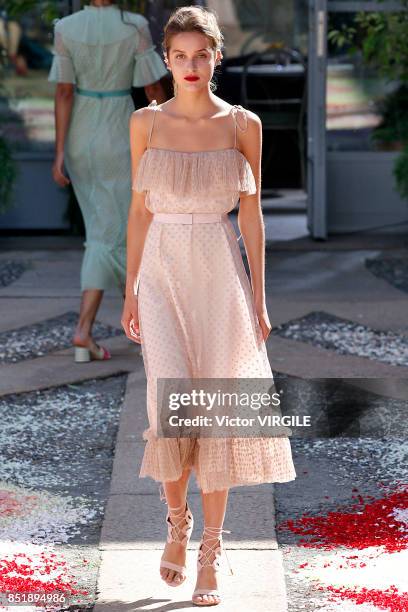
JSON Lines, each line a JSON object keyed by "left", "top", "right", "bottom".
{"left": 184, "top": 75, "right": 199, "bottom": 81}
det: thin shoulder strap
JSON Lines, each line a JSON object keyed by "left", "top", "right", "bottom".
{"left": 231, "top": 104, "right": 248, "bottom": 149}
{"left": 147, "top": 99, "right": 158, "bottom": 148}
{"left": 231, "top": 105, "right": 249, "bottom": 245}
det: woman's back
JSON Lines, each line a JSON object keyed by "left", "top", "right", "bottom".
{"left": 49, "top": 5, "right": 167, "bottom": 90}
{"left": 48, "top": 6, "right": 167, "bottom": 293}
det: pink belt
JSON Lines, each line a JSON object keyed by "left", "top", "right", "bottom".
{"left": 153, "top": 212, "right": 227, "bottom": 224}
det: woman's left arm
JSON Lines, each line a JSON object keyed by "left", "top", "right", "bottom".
{"left": 52, "top": 83, "right": 74, "bottom": 187}
{"left": 237, "top": 112, "right": 272, "bottom": 342}
{"left": 48, "top": 24, "right": 76, "bottom": 187}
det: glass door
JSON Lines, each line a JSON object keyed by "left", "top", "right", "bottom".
{"left": 307, "top": 0, "right": 405, "bottom": 238}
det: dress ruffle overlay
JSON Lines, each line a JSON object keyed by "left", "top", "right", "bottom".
{"left": 133, "top": 102, "right": 297, "bottom": 493}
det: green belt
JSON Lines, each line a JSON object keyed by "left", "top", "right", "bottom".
{"left": 76, "top": 87, "right": 131, "bottom": 98}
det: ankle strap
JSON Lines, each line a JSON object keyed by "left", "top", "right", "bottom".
{"left": 168, "top": 502, "right": 188, "bottom": 517}
{"left": 203, "top": 526, "right": 231, "bottom": 538}
{"left": 200, "top": 526, "right": 234, "bottom": 576}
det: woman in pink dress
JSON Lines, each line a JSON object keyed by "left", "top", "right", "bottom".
{"left": 121, "top": 6, "right": 296, "bottom": 607}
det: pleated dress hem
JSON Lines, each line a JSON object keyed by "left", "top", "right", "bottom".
{"left": 139, "top": 429, "right": 297, "bottom": 494}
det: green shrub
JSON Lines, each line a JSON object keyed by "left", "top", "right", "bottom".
{"left": 0, "top": 137, "right": 18, "bottom": 214}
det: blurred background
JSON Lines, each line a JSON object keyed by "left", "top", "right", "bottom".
{"left": 0, "top": 0, "right": 407, "bottom": 240}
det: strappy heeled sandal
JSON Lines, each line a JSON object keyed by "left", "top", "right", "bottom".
{"left": 159, "top": 485, "right": 194, "bottom": 587}
{"left": 192, "top": 525, "right": 233, "bottom": 607}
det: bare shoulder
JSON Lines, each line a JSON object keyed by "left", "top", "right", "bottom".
{"left": 228, "top": 104, "right": 261, "bottom": 144}
{"left": 129, "top": 105, "right": 155, "bottom": 153}
{"left": 130, "top": 105, "right": 155, "bottom": 134}
{"left": 236, "top": 105, "right": 262, "bottom": 145}
{"left": 246, "top": 109, "right": 262, "bottom": 128}
{"left": 230, "top": 106, "right": 261, "bottom": 155}
{"left": 131, "top": 103, "right": 156, "bottom": 121}
{"left": 233, "top": 105, "right": 262, "bottom": 129}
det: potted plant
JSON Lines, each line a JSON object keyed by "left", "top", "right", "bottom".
{"left": 0, "top": 52, "right": 18, "bottom": 215}
{"left": 0, "top": 136, "right": 18, "bottom": 214}
{"left": 372, "top": 85, "right": 408, "bottom": 151}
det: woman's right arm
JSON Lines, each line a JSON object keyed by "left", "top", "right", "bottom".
{"left": 121, "top": 109, "right": 154, "bottom": 343}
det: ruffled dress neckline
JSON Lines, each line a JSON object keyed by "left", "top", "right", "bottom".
{"left": 134, "top": 100, "right": 257, "bottom": 198}
{"left": 139, "top": 146, "right": 252, "bottom": 163}
{"left": 133, "top": 146, "right": 257, "bottom": 198}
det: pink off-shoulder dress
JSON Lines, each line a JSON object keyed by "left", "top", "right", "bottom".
{"left": 132, "top": 100, "right": 297, "bottom": 493}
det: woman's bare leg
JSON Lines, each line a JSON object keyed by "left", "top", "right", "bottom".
{"left": 160, "top": 467, "right": 191, "bottom": 584}
{"left": 193, "top": 488, "right": 229, "bottom": 605}
{"left": 72, "top": 288, "right": 104, "bottom": 350}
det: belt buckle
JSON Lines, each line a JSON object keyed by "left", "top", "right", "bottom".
{"left": 182, "top": 213, "right": 193, "bottom": 224}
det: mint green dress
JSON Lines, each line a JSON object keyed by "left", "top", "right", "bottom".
{"left": 48, "top": 5, "right": 167, "bottom": 292}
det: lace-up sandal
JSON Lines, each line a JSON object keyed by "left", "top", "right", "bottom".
{"left": 192, "top": 525, "right": 233, "bottom": 606}
{"left": 159, "top": 492, "right": 194, "bottom": 587}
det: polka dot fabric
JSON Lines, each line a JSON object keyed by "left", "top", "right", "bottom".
{"left": 136, "top": 101, "right": 297, "bottom": 493}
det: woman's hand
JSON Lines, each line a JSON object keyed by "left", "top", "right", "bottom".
{"left": 52, "top": 151, "right": 70, "bottom": 187}
{"left": 121, "top": 294, "right": 141, "bottom": 344}
{"left": 255, "top": 299, "right": 272, "bottom": 343}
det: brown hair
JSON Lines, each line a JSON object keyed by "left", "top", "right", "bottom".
{"left": 162, "top": 6, "right": 224, "bottom": 94}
